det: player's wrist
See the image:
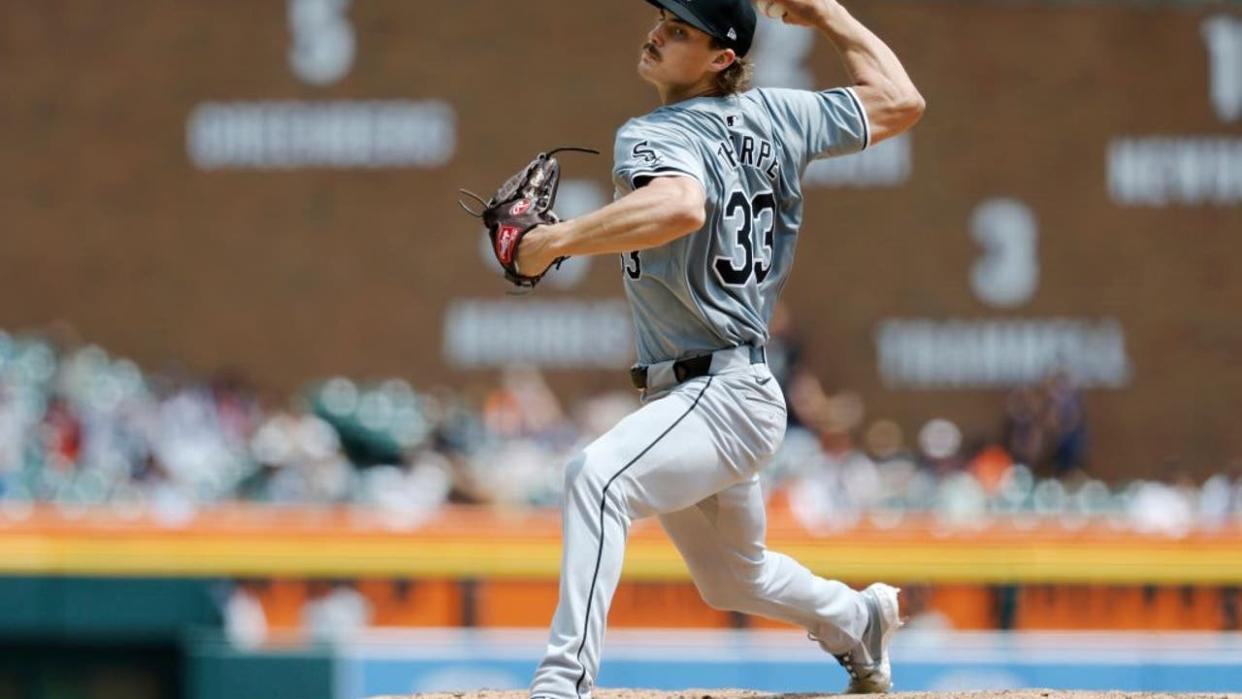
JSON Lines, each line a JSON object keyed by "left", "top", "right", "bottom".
{"left": 516, "top": 224, "right": 559, "bottom": 276}
{"left": 812, "top": 0, "right": 848, "bottom": 33}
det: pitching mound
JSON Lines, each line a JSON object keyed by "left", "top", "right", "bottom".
{"left": 371, "top": 691, "right": 1241, "bottom": 699}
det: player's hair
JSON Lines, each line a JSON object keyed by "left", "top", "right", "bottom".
{"left": 709, "top": 38, "right": 753, "bottom": 95}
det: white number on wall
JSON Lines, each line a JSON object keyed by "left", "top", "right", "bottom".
{"left": 750, "top": 20, "right": 815, "bottom": 90}
{"left": 1203, "top": 14, "right": 1242, "bottom": 123}
{"left": 288, "top": 0, "right": 356, "bottom": 86}
{"left": 970, "top": 198, "right": 1039, "bottom": 308}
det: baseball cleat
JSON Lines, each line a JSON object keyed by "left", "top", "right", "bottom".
{"left": 835, "top": 583, "right": 903, "bottom": 693}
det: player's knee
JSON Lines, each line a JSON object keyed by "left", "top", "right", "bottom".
{"left": 727, "top": 555, "right": 769, "bottom": 597}
{"left": 693, "top": 556, "right": 769, "bottom": 612}
{"left": 695, "top": 581, "right": 743, "bottom": 612}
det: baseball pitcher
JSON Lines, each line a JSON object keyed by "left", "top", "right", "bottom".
{"left": 478, "top": 0, "right": 924, "bottom": 696}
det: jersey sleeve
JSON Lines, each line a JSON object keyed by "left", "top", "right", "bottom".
{"left": 612, "top": 119, "right": 707, "bottom": 192}
{"left": 758, "top": 87, "right": 872, "bottom": 165}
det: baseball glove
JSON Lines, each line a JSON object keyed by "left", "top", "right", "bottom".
{"left": 459, "top": 147, "right": 598, "bottom": 289}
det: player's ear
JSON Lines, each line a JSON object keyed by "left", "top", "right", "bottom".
{"left": 708, "top": 47, "right": 737, "bottom": 74}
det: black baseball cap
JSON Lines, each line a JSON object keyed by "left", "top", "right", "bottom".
{"left": 644, "top": 0, "right": 758, "bottom": 58}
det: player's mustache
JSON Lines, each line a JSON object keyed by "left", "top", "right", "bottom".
{"left": 642, "top": 42, "right": 661, "bottom": 60}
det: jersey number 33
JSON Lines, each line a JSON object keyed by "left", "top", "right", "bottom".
{"left": 625, "top": 188, "right": 777, "bottom": 286}
{"left": 714, "top": 189, "right": 777, "bottom": 287}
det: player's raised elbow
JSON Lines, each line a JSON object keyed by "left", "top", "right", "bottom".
{"left": 884, "top": 93, "right": 925, "bottom": 139}
{"left": 863, "top": 83, "right": 926, "bottom": 143}
{"left": 667, "top": 197, "right": 706, "bottom": 234}
{"left": 897, "top": 88, "right": 926, "bottom": 125}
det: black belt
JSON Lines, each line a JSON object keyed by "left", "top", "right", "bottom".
{"left": 629, "top": 345, "right": 767, "bottom": 391}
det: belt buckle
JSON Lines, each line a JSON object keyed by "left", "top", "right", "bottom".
{"left": 672, "top": 362, "right": 686, "bottom": 383}
{"left": 749, "top": 344, "right": 766, "bottom": 364}
{"left": 673, "top": 355, "right": 712, "bottom": 384}
{"left": 629, "top": 365, "right": 648, "bottom": 391}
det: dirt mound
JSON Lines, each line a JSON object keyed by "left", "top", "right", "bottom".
{"left": 373, "top": 691, "right": 1241, "bottom": 699}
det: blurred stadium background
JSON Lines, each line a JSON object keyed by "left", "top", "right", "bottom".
{"left": 2, "top": 0, "right": 1241, "bottom": 698}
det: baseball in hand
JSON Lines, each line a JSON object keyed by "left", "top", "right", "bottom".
{"left": 756, "top": 0, "right": 788, "bottom": 20}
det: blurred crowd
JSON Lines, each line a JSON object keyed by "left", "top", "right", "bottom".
{"left": 1, "top": 327, "right": 1240, "bottom": 536}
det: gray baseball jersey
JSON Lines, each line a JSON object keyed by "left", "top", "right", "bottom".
{"left": 612, "top": 87, "right": 870, "bottom": 364}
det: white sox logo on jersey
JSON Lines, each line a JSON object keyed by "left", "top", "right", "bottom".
{"left": 632, "top": 141, "right": 662, "bottom": 167}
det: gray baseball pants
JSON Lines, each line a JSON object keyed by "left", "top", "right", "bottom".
{"left": 530, "top": 346, "right": 868, "bottom": 699}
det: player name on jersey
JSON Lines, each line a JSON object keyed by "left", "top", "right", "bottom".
{"left": 716, "top": 133, "right": 781, "bottom": 182}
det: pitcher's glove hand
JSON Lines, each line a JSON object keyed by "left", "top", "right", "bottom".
{"left": 459, "top": 147, "right": 599, "bottom": 289}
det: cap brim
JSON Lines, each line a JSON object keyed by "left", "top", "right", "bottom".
{"left": 644, "top": 0, "right": 719, "bottom": 43}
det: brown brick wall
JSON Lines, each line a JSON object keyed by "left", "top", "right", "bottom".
{"left": 1, "top": 2, "right": 1239, "bottom": 478}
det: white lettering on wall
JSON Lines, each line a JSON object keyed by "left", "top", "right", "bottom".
{"left": 1108, "top": 137, "right": 1242, "bottom": 206}
{"left": 875, "top": 318, "right": 1132, "bottom": 389}
{"left": 443, "top": 300, "right": 634, "bottom": 369}
{"left": 187, "top": 100, "right": 456, "bottom": 170}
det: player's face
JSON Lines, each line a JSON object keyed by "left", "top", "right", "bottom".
{"left": 638, "top": 11, "right": 729, "bottom": 93}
